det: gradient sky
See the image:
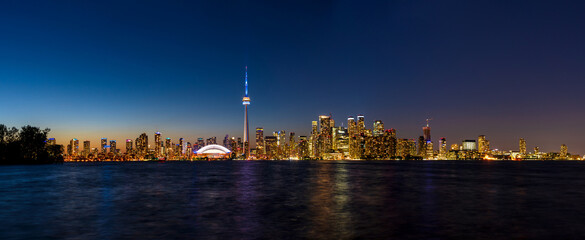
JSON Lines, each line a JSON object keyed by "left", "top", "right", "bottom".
{"left": 1, "top": 1, "right": 584, "bottom": 154}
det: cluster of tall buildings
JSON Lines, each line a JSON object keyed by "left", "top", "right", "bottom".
{"left": 249, "top": 115, "right": 580, "bottom": 160}
{"left": 55, "top": 68, "right": 580, "bottom": 161}
{"left": 57, "top": 114, "right": 579, "bottom": 161}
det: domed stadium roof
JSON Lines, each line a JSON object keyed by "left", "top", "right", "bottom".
{"left": 196, "top": 144, "right": 231, "bottom": 154}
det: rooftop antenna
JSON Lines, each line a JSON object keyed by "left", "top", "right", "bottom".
{"left": 426, "top": 118, "right": 432, "bottom": 127}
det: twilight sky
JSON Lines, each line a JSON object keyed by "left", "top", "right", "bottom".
{"left": 1, "top": 1, "right": 584, "bottom": 154}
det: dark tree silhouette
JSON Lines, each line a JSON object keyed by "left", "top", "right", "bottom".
{"left": 0, "top": 124, "right": 63, "bottom": 164}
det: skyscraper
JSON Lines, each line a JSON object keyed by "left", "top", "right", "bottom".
{"left": 462, "top": 140, "right": 477, "bottom": 151}
{"left": 256, "top": 127, "right": 264, "bottom": 154}
{"left": 69, "top": 138, "right": 79, "bottom": 156}
{"left": 423, "top": 119, "right": 431, "bottom": 142}
{"left": 83, "top": 141, "right": 90, "bottom": 156}
{"left": 319, "top": 115, "right": 333, "bottom": 153}
{"left": 357, "top": 115, "right": 365, "bottom": 135}
{"left": 110, "top": 140, "right": 117, "bottom": 154}
{"left": 155, "top": 132, "right": 161, "bottom": 156}
{"left": 519, "top": 138, "right": 526, "bottom": 155}
{"left": 137, "top": 133, "right": 148, "bottom": 155}
{"left": 179, "top": 138, "right": 184, "bottom": 154}
{"left": 478, "top": 135, "right": 489, "bottom": 153}
{"left": 101, "top": 138, "right": 107, "bottom": 154}
{"left": 560, "top": 144, "right": 568, "bottom": 158}
{"left": 242, "top": 66, "right": 251, "bottom": 159}
{"left": 347, "top": 116, "right": 356, "bottom": 136}
{"left": 126, "top": 139, "right": 132, "bottom": 153}
{"left": 311, "top": 120, "right": 319, "bottom": 158}
{"left": 439, "top": 137, "right": 447, "bottom": 159}
{"left": 373, "top": 120, "right": 384, "bottom": 137}
{"left": 165, "top": 138, "right": 172, "bottom": 155}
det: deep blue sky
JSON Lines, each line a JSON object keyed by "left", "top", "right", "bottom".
{"left": 1, "top": 1, "right": 584, "bottom": 154}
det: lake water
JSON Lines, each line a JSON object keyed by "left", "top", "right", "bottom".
{"left": 1, "top": 161, "right": 585, "bottom": 239}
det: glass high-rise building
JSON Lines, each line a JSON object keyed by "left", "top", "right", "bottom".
{"left": 256, "top": 128, "right": 264, "bottom": 154}
{"left": 311, "top": 121, "right": 319, "bottom": 158}
{"left": 478, "top": 135, "right": 489, "bottom": 153}
{"left": 560, "top": 144, "right": 568, "bottom": 158}
{"left": 110, "top": 140, "right": 117, "bottom": 154}
{"left": 373, "top": 120, "right": 384, "bottom": 137}
{"left": 319, "top": 115, "right": 332, "bottom": 153}
{"left": 439, "top": 138, "right": 447, "bottom": 159}
{"left": 83, "top": 141, "right": 90, "bottom": 156}
{"left": 126, "top": 139, "right": 132, "bottom": 153}
{"left": 101, "top": 138, "right": 107, "bottom": 154}
{"left": 70, "top": 138, "right": 79, "bottom": 156}
{"left": 519, "top": 138, "right": 526, "bottom": 155}
{"left": 357, "top": 115, "right": 365, "bottom": 135}
{"left": 155, "top": 132, "right": 161, "bottom": 155}
{"left": 462, "top": 140, "right": 477, "bottom": 151}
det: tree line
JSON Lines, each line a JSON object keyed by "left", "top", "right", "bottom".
{"left": 0, "top": 124, "right": 63, "bottom": 164}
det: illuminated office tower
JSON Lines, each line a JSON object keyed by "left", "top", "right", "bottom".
{"left": 223, "top": 135, "right": 230, "bottom": 149}
{"left": 311, "top": 121, "right": 319, "bottom": 157}
{"left": 347, "top": 117, "right": 356, "bottom": 136}
{"left": 110, "top": 140, "right": 117, "bottom": 154}
{"left": 275, "top": 131, "right": 286, "bottom": 146}
{"left": 242, "top": 66, "right": 251, "bottom": 159}
{"left": 408, "top": 139, "right": 417, "bottom": 156}
{"left": 332, "top": 126, "right": 338, "bottom": 149}
{"left": 423, "top": 119, "right": 431, "bottom": 142}
{"left": 126, "top": 139, "right": 132, "bottom": 153}
{"left": 417, "top": 136, "right": 426, "bottom": 158}
{"left": 179, "top": 138, "right": 184, "bottom": 154}
{"left": 439, "top": 138, "right": 447, "bottom": 159}
{"left": 396, "top": 139, "right": 407, "bottom": 158}
{"left": 462, "top": 140, "right": 477, "bottom": 151}
{"left": 451, "top": 143, "right": 460, "bottom": 150}
{"left": 319, "top": 115, "right": 333, "bottom": 153}
{"left": 47, "top": 138, "right": 56, "bottom": 145}
{"left": 228, "top": 137, "right": 237, "bottom": 154}
{"left": 187, "top": 142, "right": 192, "bottom": 157}
{"left": 398, "top": 139, "right": 417, "bottom": 157}
{"left": 357, "top": 115, "right": 365, "bottom": 135}
{"left": 477, "top": 135, "right": 490, "bottom": 154}
{"left": 165, "top": 138, "right": 172, "bottom": 155}
{"left": 425, "top": 142, "right": 434, "bottom": 159}
{"left": 560, "top": 144, "right": 568, "bottom": 158}
{"left": 137, "top": 133, "right": 148, "bottom": 155}
{"left": 289, "top": 132, "right": 296, "bottom": 158}
{"left": 347, "top": 117, "right": 356, "bottom": 158}
{"left": 155, "top": 132, "right": 161, "bottom": 155}
{"left": 335, "top": 127, "right": 349, "bottom": 156}
{"left": 101, "top": 138, "right": 107, "bottom": 154}
{"left": 69, "top": 138, "right": 79, "bottom": 156}
{"left": 534, "top": 146, "right": 539, "bottom": 154}
{"left": 264, "top": 136, "right": 278, "bottom": 159}
{"left": 519, "top": 138, "right": 526, "bottom": 155}
{"left": 196, "top": 138, "right": 204, "bottom": 150}
{"left": 298, "top": 136, "right": 309, "bottom": 159}
{"left": 256, "top": 128, "right": 264, "bottom": 154}
{"left": 83, "top": 141, "right": 90, "bottom": 156}
{"left": 383, "top": 129, "right": 397, "bottom": 158}
{"left": 373, "top": 120, "right": 384, "bottom": 137}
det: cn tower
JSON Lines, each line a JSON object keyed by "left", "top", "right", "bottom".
{"left": 242, "top": 66, "right": 251, "bottom": 159}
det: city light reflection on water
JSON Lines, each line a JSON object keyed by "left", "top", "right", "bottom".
{"left": 2, "top": 161, "right": 585, "bottom": 239}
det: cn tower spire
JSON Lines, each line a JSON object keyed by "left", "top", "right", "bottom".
{"left": 245, "top": 66, "right": 248, "bottom": 97}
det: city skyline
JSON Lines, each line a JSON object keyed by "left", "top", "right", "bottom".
{"left": 1, "top": 1, "right": 584, "bottom": 154}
